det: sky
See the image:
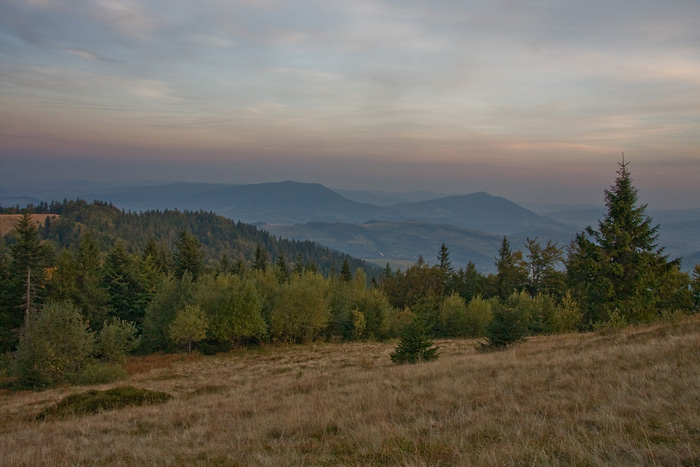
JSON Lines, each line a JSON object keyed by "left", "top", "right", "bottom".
{"left": 1, "top": 0, "right": 699, "bottom": 208}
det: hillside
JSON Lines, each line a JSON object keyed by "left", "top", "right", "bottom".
{"left": 391, "top": 191, "right": 571, "bottom": 234}
{"left": 57, "top": 181, "right": 391, "bottom": 225}
{"left": 0, "top": 214, "right": 57, "bottom": 236}
{"left": 0, "top": 200, "right": 377, "bottom": 277}
{"left": 3, "top": 180, "right": 699, "bottom": 270}
{"left": 264, "top": 220, "right": 504, "bottom": 272}
{"left": 2, "top": 316, "right": 699, "bottom": 465}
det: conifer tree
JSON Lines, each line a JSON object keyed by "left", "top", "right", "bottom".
{"left": 174, "top": 231, "right": 205, "bottom": 280}
{"left": 276, "top": 252, "right": 289, "bottom": 283}
{"left": 390, "top": 316, "right": 439, "bottom": 364}
{"left": 567, "top": 160, "right": 682, "bottom": 324}
{"left": 340, "top": 258, "right": 353, "bottom": 282}
{"left": 494, "top": 236, "right": 527, "bottom": 300}
{"left": 253, "top": 244, "right": 269, "bottom": 272}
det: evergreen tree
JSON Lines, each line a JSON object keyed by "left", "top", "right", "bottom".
{"left": 437, "top": 243, "right": 453, "bottom": 295}
{"left": 567, "top": 160, "right": 683, "bottom": 324}
{"left": 102, "top": 241, "right": 147, "bottom": 327}
{"left": 276, "top": 252, "right": 289, "bottom": 283}
{"left": 340, "top": 258, "right": 353, "bottom": 283}
{"left": 390, "top": 316, "right": 439, "bottom": 364}
{"left": 174, "top": 231, "right": 205, "bottom": 280}
{"left": 75, "top": 234, "right": 109, "bottom": 326}
{"left": 494, "top": 236, "right": 527, "bottom": 300}
{"left": 253, "top": 243, "right": 269, "bottom": 272}
{"left": 481, "top": 295, "right": 527, "bottom": 350}
{"left": 9, "top": 213, "right": 47, "bottom": 320}
{"left": 2, "top": 214, "right": 52, "bottom": 351}
{"left": 437, "top": 243, "right": 453, "bottom": 274}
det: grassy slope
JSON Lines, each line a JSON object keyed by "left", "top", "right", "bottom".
{"left": 0, "top": 214, "right": 57, "bottom": 236}
{"left": 1, "top": 316, "right": 699, "bottom": 466}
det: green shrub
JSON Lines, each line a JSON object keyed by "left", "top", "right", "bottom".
{"left": 385, "top": 307, "right": 416, "bottom": 339}
{"left": 73, "top": 361, "right": 127, "bottom": 385}
{"left": 97, "top": 318, "right": 140, "bottom": 363}
{"left": 169, "top": 304, "right": 208, "bottom": 353}
{"left": 38, "top": 386, "right": 172, "bottom": 419}
{"left": 269, "top": 271, "right": 329, "bottom": 343}
{"left": 549, "top": 292, "right": 583, "bottom": 333}
{"left": 14, "top": 302, "right": 95, "bottom": 389}
{"left": 441, "top": 294, "right": 495, "bottom": 338}
{"left": 390, "top": 317, "right": 439, "bottom": 364}
{"left": 480, "top": 298, "right": 527, "bottom": 351}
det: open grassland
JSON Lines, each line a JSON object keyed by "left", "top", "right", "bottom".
{"left": 1, "top": 317, "right": 699, "bottom": 466}
{"left": 0, "top": 214, "right": 57, "bottom": 235}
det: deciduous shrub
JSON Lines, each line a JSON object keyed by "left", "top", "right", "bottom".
{"left": 269, "top": 271, "right": 329, "bottom": 343}
{"left": 97, "top": 318, "right": 140, "bottom": 363}
{"left": 14, "top": 302, "right": 94, "bottom": 388}
{"left": 168, "top": 304, "right": 208, "bottom": 353}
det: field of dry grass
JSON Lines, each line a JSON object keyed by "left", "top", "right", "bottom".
{"left": 0, "top": 214, "right": 57, "bottom": 236}
{"left": 1, "top": 316, "right": 699, "bottom": 466}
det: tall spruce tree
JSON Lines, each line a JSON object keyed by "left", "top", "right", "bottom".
{"left": 174, "top": 231, "right": 205, "bottom": 280}
{"left": 567, "top": 160, "right": 681, "bottom": 324}
{"left": 494, "top": 236, "right": 527, "bottom": 300}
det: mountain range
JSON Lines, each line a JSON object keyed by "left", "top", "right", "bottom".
{"left": 1, "top": 180, "right": 698, "bottom": 272}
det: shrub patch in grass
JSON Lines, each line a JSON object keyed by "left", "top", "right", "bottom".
{"left": 38, "top": 386, "right": 172, "bottom": 419}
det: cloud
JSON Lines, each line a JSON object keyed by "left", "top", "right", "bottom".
{"left": 1, "top": 0, "right": 699, "bottom": 207}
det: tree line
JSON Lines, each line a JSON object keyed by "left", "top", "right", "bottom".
{"left": 1, "top": 162, "right": 699, "bottom": 387}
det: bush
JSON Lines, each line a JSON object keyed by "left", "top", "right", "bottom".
{"left": 269, "top": 271, "right": 329, "bottom": 343}
{"left": 480, "top": 298, "right": 527, "bottom": 351}
{"left": 168, "top": 304, "right": 208, "bottom": 353}
{"left": 73, "top": 361, "right": 127, "bottom": 385}
{"left": 440, "top": 294, "right": 494, "bottom": 338}
{"left": 38, "top": 386, "right": 172, "bottom": 419}
{"left": 97, "top": 318, "right": 140, "bottom": 363}
{"left": 549, "top": 292, "right": 583, "bottom": 333}
{"left": 390, "top": 317, "right": 439, "bottom": 364}
{"left": 14, "top": 302, "right": 95, "bottom": 389}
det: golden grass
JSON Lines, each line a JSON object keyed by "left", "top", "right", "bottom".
{"left": 0, "top": 214, "right": 58, "bottom": 236}
{"left": 1, "top": 316, "right": 700, "bottom": 466}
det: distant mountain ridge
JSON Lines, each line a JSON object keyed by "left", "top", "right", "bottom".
{"left": 2, "top": 180, "right": 699, "bottom": 271}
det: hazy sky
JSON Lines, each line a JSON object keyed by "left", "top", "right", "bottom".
{"left": 1, "top": 0, "right": 699, "bottom": 208}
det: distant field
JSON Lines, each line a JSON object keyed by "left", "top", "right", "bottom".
{"left": 0, "top": 214, "right": 57, "bottom": 236}
{"left": 2, "top": 316, "right": 699, "bottom": 465}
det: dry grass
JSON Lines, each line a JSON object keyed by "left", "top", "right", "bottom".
{"left": 0, "top": 214, "right": 58, "bottom": 235}
{"left": 1, "top": 316, "right": 699, "bottom": 466}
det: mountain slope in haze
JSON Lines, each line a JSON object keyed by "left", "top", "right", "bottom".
{"left": 5, "top": 180, "right": 699, "bottom": 270}
{"left": 4, "top": 181, "right": 569, "bottom": 235}
{"left": 79, "top": 181, "right": 392, "bottom": 225}
{"left": 390, "top": 192, "right": 572, "bottom": 235}
{"left": 264, "top": 220, "right": 505, "bottom": 272}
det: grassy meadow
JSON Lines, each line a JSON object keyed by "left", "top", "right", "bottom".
{"left": 1, "top": 316, "right": 699, "bottom": 466}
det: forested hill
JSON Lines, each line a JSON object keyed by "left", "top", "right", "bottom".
{"left": 0, "top": 200, "right": 376, "bottom": 277}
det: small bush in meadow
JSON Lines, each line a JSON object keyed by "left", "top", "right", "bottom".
{"left": 73, "top": 361, "right": 127, "bottom": 385}
{"left": 38, "top": 386, "right": 172, "bottom": 419}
